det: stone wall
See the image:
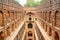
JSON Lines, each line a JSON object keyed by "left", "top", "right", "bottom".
{"left": 37, "top": 0, "right": 60, "bottom": 40}
{"left": 0, "top": 0, "right": 24, "bottom": 40}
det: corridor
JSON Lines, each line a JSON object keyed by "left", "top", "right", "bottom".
{"left": 0, "top": 0, "right": 60, "bottom": 40}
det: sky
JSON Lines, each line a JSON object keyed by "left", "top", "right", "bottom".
{"left": 19, "top": 0, "right": 27, "bottom": 6}
{"left": 15, "top": 0, "right": 41, "bottom": 6}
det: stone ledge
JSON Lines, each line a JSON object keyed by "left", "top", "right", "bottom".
{"left": 6, "top": 21, "right": 24, "bottom": 40}
{"left": 35, "top": 21, "right": 52, "bottom": 40}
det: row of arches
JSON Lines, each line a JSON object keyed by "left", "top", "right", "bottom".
{"left": 40, "top": 10, "right": 60, "bottom": 27}
{"left": 28, "top": 23, "right": 33, "bottom": 28}
{"left": 37, "top": 0, "right": 60, "bottom": 40}
{"left": 42, "top": 22, "right": 59, "bottom": 40}
{"left": 38, "top": 10, "right": 60, "bottom": 40}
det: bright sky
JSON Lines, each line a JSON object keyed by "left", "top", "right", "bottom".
{"left": 19, "top": 0, "right": 27, "bottom": 6}
{"left": 15, "top": 0, "right": 41, "bottom": 6}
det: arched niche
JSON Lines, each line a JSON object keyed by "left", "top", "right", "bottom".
{"left": 7, "top": 27, "right": 10, "bottom": 36}
{"left": 28, "top": 31, "right": 32, "bottom": 36}
{"left": 48, "top": 27, "right": 52, "bottom": 36}
{"left": 54, "top": 32, "right": 59, "bottom": 40}
{"left": 0, "top": 31, "right": 4, "bottom": 38}
{"left": 27, "top": 12, "right": 34, "bottom": 15}
{"left": 28, "top": 23, "right": 33, "bottom": 28}
{"left": 54, "top": 11, "right": 60, "bottom": 26}
{"left": 49, "top": 11, "right": 51, "bottom": 23}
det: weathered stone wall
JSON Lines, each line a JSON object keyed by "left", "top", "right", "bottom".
{"left": 0, "top": 0, "right": 24, "bottom": 40}
{"left": 37, "top": 0, "right": 60, "bottom": 40}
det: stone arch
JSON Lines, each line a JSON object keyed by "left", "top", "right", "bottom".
{"left": 0, "top": 31, "right": 4, "bottom": 37}
{"left": 0, "top": 31, "right": 4, "bottom": 40}
{"left": 54, "top": 11, "right": 59, "bottom": 26}
{"left": 27, "top": 12, "right": 34, "bottom": 21}
{"left": 44, "top": 11, "right": 47, "bottom": 21}
{"left": 28, "top": 23, "right": 33, "bottom": 28}
{"left": 27, "top": 12, "right": 34, "bottom": 15}
{"left": 0, "top": 11, "right": 4, "bottom": 26}
{"left": 49, "top": 11, "right": 51, "bottom": 23}
{"left": 12, "top": 24, "right": 14, "bottom": 31}
{"left": 48, "top": 27, "right": 52, "bottom": 36}
{"left": 28, "top": 31, "right": 32, "bottom": 36}
{"left": 29, "top": 17, "right": 32, "bottom": 20}
{"left": 45, "top": 24, "right": 47, "bottom": 32}
{"left": 54, "top": 32, "right": 59, "bottom": 40}
{"left": 7, "top": 27, "right": 10, "bottom": 36}
{"left": 0, "top": 11, "right": 3, "bottom": 14}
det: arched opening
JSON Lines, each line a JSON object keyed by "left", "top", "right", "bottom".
{"left": 0, "top": 11, "right": 3, "bottom": 26}
{"left": 54, "top": 11, "right": 60, "bottom": 26}
{"left": 28, "top": 23, "right": 33, "bottom": 28}
{"left": 35, "top": 18, "right": 37, "bottom": 20}
{"left": 0, "top": 31, "right": 4, "bottom": 40}
{"left": 8, "top": 11, "right": 10, "bottom": 17}
{"left": 7, "top": 27, "right": 10, "bottom": 36}
{"left": 45, "top": 24, "right": 47, "bottom": 32}
{"left": 28, "top": 31, "right": 32, "bottom": 36}
{"left": 12, "top": 24, "right": 14, "bottom": 31}
{"left": 27, "top": 12, "right": 34, "bottom": 15}
{"left": 49, "top": 11, "right": 51, "bottom": 23}
{"left": 54, "top": 32, "right": 59, "bottom": 40}
{"left": 29, "top": 17, "right": 32, "bottom": 20}
{"left": 48, "top": 27, "right": 52, "bottom": 36}
{"left": 0, "top": 11, "right": 3, "bottom": 14}
{"left": 0, "top": 31, "right": 4, "bottom": 39}
{"left": 45, "top": 11, "right": 47, "bottom": 21}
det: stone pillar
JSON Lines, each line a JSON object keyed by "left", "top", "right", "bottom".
{"left": 7, "top": 27, "right": 10, "bottom": 36}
